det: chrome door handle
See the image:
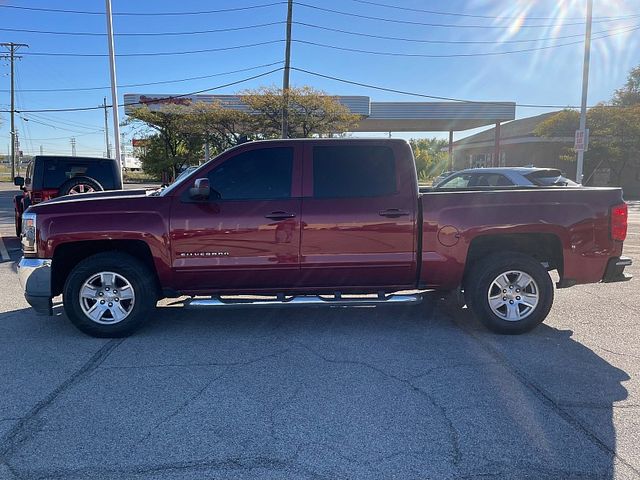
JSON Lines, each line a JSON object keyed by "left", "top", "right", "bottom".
{"left": 379, "top": 209, "right": 410, "bottom": 218}
{"left": 265, "top": 211, "right": 297, "bottom": 220}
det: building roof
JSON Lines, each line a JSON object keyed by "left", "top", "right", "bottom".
{"left": 453, "top": 111, "right": 562, "bottom": 147}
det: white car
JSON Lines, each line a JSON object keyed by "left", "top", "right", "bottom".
{"left": 433, "top": 167, "right": 578, "bottom": 189}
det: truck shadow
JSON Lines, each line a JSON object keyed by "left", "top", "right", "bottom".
{"left": 2, "top": 302, "right": 629, "bottom": 478}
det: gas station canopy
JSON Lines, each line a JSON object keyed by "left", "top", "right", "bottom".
{"left": 123, "top": 94, "right": 516, "bottom": 133}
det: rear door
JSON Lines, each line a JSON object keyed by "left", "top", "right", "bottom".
{"left": 169, "top": 144, "right": 303, "bottom": 292}
{"left": 300, "top": 142, "right": 417, "bottom": 289}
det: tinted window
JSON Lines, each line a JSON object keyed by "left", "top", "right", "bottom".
{"left": 43, "top": 159, "right": 116, "bottom": 189}
{"left": 313, "top": 146, "right": 396, "bottom": 198}
{"left": 526, "top": 170, "right": 577, "bottom": 186}
{"left": 437, "top": 174, "right": 472, "bottom": 189}
{"left": 208, "top": 147, "right": 293, "bottom": 200}
{"left": 25, "top": 162, "right": 33, "bottom": 187}
{"left": 471, "top": 174, "right": 513, "bottom": 187}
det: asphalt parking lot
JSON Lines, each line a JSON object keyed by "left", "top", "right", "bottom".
{"left": 0, "top": 182, "right": 639, "bottom": 480}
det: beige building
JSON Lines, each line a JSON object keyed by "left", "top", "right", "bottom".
{"left": 453, "top": 112, "right": 640, "bottom": 197}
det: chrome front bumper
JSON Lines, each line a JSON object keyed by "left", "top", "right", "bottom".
{"left": 17, "top": 258, "right": 53, "bottom": 315}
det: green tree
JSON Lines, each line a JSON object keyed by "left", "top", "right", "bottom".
{"left": 186, "top": 102, "right": 256, "bottom": 154}
{"left": 409, "top": 138, "right": 449, "bottom": 182}
{"left": 535, "top": 105, "right": 640, "bottom": 185}
{"left": 125, "top": 105, "right": 203, "bottom": 181}
{"left": 612, "top": 65, "right": 640, "bottom": 106}
{"left": 241, "top": 86, "right": 361, "bottom": 138}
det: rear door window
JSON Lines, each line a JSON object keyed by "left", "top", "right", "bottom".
{"left": 43, "top": 159, "right": 116, "bottom": 189}
{"left": 312, "top": 145, "right": 396, "bottom": 198}
{"left": 471, "top": 174, "right": 514, "bottom": 187}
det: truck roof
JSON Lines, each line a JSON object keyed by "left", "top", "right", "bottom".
{"left": 33, "top": 155, "right": 116, "bottom": 162}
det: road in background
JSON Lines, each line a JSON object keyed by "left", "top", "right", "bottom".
{"left": 0, "top": 182, "right": 639, "bottom": 479}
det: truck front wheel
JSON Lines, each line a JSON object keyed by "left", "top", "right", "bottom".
{"left": 63, "top": 252, "right": 157, "bottom": 338}
{"left": 464, "top": 252, "right": 554, "bottom": 334}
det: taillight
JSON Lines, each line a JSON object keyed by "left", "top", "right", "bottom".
{"left": 610, "top": 203, "right": 628, "bottom": 241}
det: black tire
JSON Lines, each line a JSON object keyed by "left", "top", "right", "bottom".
{"left": 58, "top": 176, "right": 103, "bottom": 196}
{"left": 15, "top": 209, "right": 21, "bottom": 237}
{"left": 464, "top": 252, "right": 554, "bottom": 334}
{"left": 63, "top": 252, "right": 157, "bottom": 337}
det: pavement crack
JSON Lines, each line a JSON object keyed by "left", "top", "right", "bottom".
{"left": 139, "top": 369, "right": 229, "bottom": 443}
{"left": 596, "top": 345, "right": 640, "bottom": 360}
{"left": 288, "top": 340, "right": 462, "bottom": 466}
{"left": 0, "top": 338, "right": 125, "bottom": 460}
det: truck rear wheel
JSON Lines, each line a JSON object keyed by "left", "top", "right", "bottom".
{"left": 464, "top": 252, "right": 554, "bottom": 334}
{"left": 63, "top": 252, "right": 157, "bottom": 338}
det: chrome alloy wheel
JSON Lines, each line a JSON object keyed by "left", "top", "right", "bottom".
{"left": 79, "top": 271, "right": 135, "bottom": 324}
{"left": 487, "top": 270, "right": 539, "bottom": 321}
{"left": 68, "top": 184, "right": 96, "bottom": 194}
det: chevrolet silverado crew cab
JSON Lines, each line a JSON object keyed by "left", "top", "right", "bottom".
{"left": 13, "top": 155, "right": 122, "bottom": 236}
{"left": 17, "top": 139, "right": 632, "bottom": 338}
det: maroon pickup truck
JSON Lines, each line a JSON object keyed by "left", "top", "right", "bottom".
{"left": 17, "top": 139, "right": 631, "bottom": 338}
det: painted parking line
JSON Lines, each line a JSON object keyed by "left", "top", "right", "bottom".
{"left": 0, "top": 234, "right": 9, "bottom": 261}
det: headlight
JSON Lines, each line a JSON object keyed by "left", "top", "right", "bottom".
{"left": 21, "top": 212, "right": 37, "bottom": 254}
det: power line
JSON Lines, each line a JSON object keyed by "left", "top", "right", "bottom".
{"left": 1, "top": 61, "right": 284, "bottom": 93}
{"left": 290, "top": 66, "right": 623, "bottom": 109}
{"left": 295, "top": 2, "right": 640, "bottom": 29}
{"left": 0, "top": 2, "right": 286, "bottom": 16}
{"left": 16, "top": 19, "right": 637, "bottom": 61}
{"left": 22, "top": 39, "right": 285, "bottom": 57}
{"left": 0, "top": 21, "right": 284, "bottom": 37}
{"left": 0, "top": 67, "right": 283, "bottom": 113}
{"left": 25, "top": 112, "right": 104, "bottom": 130}
{"left": 294, "top": 20, "right": 639, "bottom": 45}
{"left": 292, "top": 24, "right": 640, "bottom": 58}
{"left": 20, "top": 115, "right": 104, "bottom": 133}
{"left": 346, "top": 0, "right": 640, "bottom": 21}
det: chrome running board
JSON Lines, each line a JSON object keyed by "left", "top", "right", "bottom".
{"left": 185, "top": 293, "right": 422, "bottom": 308}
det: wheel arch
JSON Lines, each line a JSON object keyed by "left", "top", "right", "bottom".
{"left": 51, "top": 240, "right": 161, "bottom": 297}
{"left": 463, "top": 232, "right": 563, "bottom": 287}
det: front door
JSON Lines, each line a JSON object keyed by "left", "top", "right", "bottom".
{"left": 170, "top": 145, "right": 302, "bottom": 292}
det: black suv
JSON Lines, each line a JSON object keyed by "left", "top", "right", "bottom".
{"left": 14, "top": 156, "right": 122, "bottom": 236}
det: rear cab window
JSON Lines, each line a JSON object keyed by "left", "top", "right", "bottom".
{"left": 43, "top": 158, "right": 117, "bottom": 190}
{"left": 312, "top": 145, "right": 397, "bottom": 198}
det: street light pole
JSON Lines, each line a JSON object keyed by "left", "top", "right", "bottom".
{"left": 105, "top": 0, "right": 122, "bottom": 184}
{"left": 576, "top": 0, "right": 593, "bottom": 185}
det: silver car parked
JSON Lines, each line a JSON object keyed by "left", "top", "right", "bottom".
{"left": 433, "top": 167, "right": 578, "bottom": 189}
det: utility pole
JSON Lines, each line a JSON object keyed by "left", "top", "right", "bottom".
{"left": 281, "top": 0, "right": 293, "bottom": 138}
{"left": 102, "top": 97, "right": 111, "bottom": 158}
{"left": 39, "top": 145, "right": 43, "bottom": 155}
{"left": 70, "top": 137, "right": 77, "bottom": 157}
{"left": 105, "top": 0, "right": 123, "bottom": 184}
{"left": 576, "top": 0, "right": 593, "bottom": 185}
{"left": 1, "top": 42, "right": 28, "bottom": 180}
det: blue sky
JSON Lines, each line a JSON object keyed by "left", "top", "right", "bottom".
{"left": 1, "top": 0, "right": 639, "bottom": 157}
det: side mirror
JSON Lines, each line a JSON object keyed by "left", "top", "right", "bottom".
{"left": 189, "top": 178, "right": 216, "bottom": 200}
{"left": 14, "top": 176, "right": 24, "bottom": 187}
